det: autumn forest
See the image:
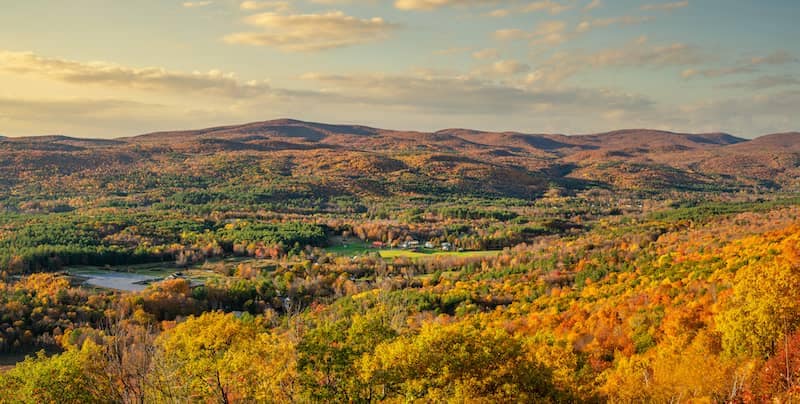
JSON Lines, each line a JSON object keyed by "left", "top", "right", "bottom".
{"left": 1, "top": 120, "right": 800, "bottom": 402}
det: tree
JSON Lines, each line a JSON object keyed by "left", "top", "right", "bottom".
{"left": 0, "top": 341, "right": 111, "bottom": 403}
{"left": 157, "top": 311, "right": 297, "bottom": 403}
{"left": 359, "top": 321, "right": 563, "bottom": 402}
{"left": 717, "top": 236, "right": 800, "bottom": 357}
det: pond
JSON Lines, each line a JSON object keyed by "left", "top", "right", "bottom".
{"left": 68, "top": 269, "right": 162, "bottom": 292}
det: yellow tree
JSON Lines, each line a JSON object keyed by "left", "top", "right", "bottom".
{"left": 359, "top": 320, "right": 564, "bottom": 402}
{"left": 716, "top": 245, "right": 800, "bottom": 358}
{"left": 157, "top": 311, "right": 297, "bottom": 403}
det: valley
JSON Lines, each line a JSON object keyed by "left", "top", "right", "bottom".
{"left": 1, "top": 120, "right": 799, "bottom": 402}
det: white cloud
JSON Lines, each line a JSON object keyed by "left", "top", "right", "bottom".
{"left": 224, "top": 11, "right": 397, "bottom": 51}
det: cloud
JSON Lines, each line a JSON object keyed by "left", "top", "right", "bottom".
{"left": 299, "top": 70, "right": 654, "bottom": 115}
{"left": 583, "top": 0, "right": 601, "bottom": 11}
{"left": 682, "top": 51, "right": 797, "bottom": 79}
{"left": 576, "top": 15, "right": 653, "bottom": 33}
{"left": 531, "top": 20, "right": 569, "bottom": 44}
{"left": 526, "top": 40, "right": 705, "bottom": 87}
{"left": 641, "top": 1, "right": 688, "bottom": 11}
{"left": 488, "top": 1, "right": 572, "bottom": 18}
{"left": 749, "top": 50, "right": 798, "bottom": 66}
{"left": 681, "top": 66, "right": 756, "bottom": 79}
{"left": 183, "top": 1, "right": 213, "bottom": 7}
{"left": 720, "top": 75, "right": 800, "bottom": 90}
{"left": 472, "top": 48, "right": 499, "bottom": 59}
{"left": 494, "top": 20, "right": 568, "bottom": 45}
{"left": 493, "top": 28, "right": 529, "bottom": 41}
{"left": 471, "top": 59, "right": 531, "bottom": 76}
{"left": 519, "top": 0, "right": 573, "bottom": 14}
{"left": 491, "top": 59, "right": 530, "bottom": 74}
{"left": 394, "top": 0, "right": 497, "bottom": 11}
{"left": 239, "top": 1, "right": 290, "bottom": 12}
{"left": 495, "top": 16, "right": 650, "bottom": 46}
{"left": 224, "top": 11, "right": 397, "bottom": 51}
{"left": 587, "top": 42, "right": 704, "bottom": 66}
{"left": 0, "top": 50, "right": 274, "bottom": 98}
{"left": 434, "top": 47, "right": 471, "bottom": 55}
{"left": 676, "top": 89, "right": 800, "bottom": 136}
{"left": 487, "top": 9, "right": 510, "bottom": 17}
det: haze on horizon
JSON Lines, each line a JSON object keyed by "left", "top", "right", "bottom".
{"left": 0, "top": 0, "right": 798, "bottom": 139}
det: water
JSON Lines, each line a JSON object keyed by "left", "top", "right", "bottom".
{"left": 69, "top": 270, "right": 159, "bottom": 292}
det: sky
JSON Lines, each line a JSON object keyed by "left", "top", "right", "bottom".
{"left": 0, "top": 0, "right": 798, "bottom": 138}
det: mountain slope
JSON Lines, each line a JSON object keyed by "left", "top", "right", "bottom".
{"left": 1, "top": 119, "right": 798, "bottom": 197}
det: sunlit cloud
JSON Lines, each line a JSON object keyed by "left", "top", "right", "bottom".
{"left": 489, "top": 1, "right": 573, "bottom": 17}
{"left": 493, "top": 20, "right": 569, "bottom": 45}
{"left": 394, "top": 0, "right": 499, "bottom": 11}
{"left": 526, "top": 39, "right": 705, "bottom": 87}
{"left": 299, "top": 70, "right": 654, "bottom": 115}
{"left": 239, "top": 1, "right": 291, "bottom": 12}
{"left": 0, "top": 50, "right": 274, "bottom": 98}
{"left": 576, "top": 15, "right": 653, "bottom": 33}
{"left": 224, "top": 11, "right": 397, "bottom": 51}
{"left": 182, "top": 1, "right": 213, "bottom": 8}
{"left": 472, "top": 48, "right": 499, "bottom": 60}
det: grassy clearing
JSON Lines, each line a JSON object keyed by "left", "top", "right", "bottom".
{"left": 325, "top": 237, "right": 502, "bottom": 259}
{"left": 378, "top": 249, "right": 501, "bottom": 259}
{"left": 326, "top": 243, "right": 373, "bottom": 256}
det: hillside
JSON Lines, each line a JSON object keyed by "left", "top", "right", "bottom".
{"left": 0, "top": 120, "right": 796, "bottom": 201}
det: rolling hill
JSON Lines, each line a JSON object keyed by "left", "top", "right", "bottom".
{"left": 1, "top": 119, "right": 797, "bottom": 199}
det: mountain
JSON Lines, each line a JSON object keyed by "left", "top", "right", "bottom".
{"left": 1, "top": 119, "right": 798, "bottom": 197}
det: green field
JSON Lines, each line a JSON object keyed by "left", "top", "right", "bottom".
{"left": 378, "top": 249, "right": 502, "bottom": 259}
{"left": 325, "top": 241, "right": 502, "bottom": 260}
{"left": 325, "top": 242, "right": 373, "bottom": 256}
